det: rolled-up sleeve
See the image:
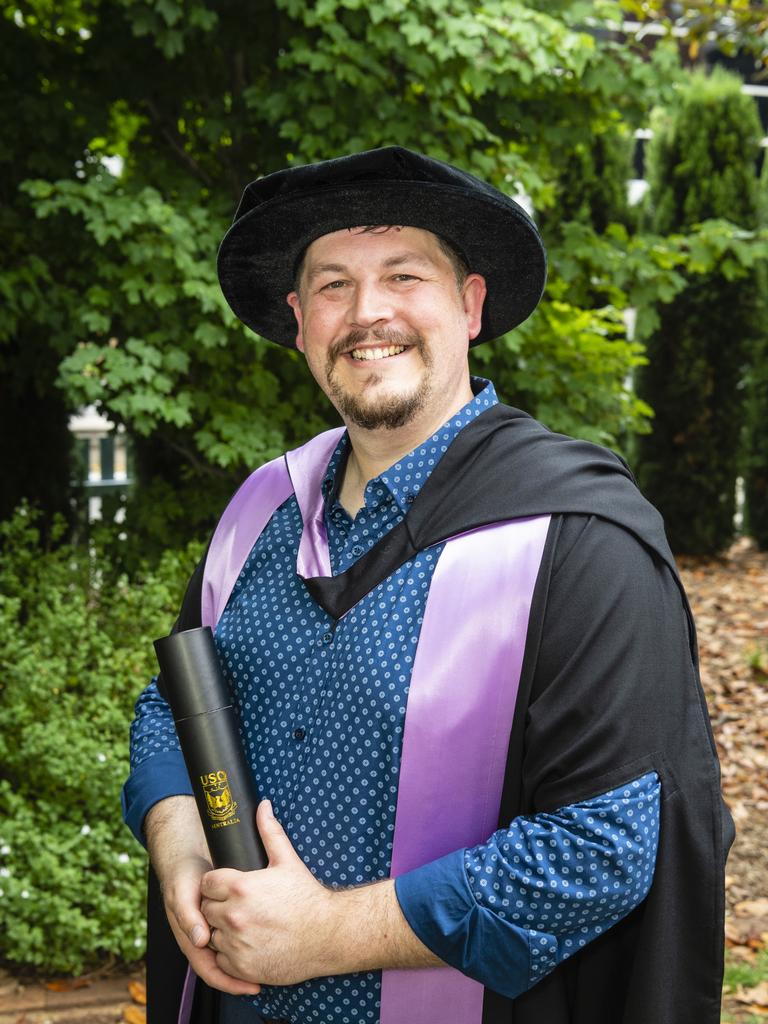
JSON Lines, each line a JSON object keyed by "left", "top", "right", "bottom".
{"left": 395, "top": 771, "right": 660, "bottom": 997}
{"left": 121, "top": 677, "right": 192, "bottom": 845}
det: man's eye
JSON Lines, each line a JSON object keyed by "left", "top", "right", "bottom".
{"left": 392, "top": 274, "right": 419, "bottom": 282}
{"left": 321, "top": 280, "right": 347, "bottom": 291}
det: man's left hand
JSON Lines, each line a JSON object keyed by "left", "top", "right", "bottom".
{"left": 200, "top": 799, "right": 442, "bottom": 985}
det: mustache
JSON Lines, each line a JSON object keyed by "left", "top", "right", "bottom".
{"left": 329, "top": 327, "right": 424, "bottom": 361}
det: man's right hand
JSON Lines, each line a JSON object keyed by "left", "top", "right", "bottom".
{"left": 145, "top": 795, "right": 262, "bottom": 997}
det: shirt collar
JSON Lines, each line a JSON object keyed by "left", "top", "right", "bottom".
{"left": 321, "top": 377, "right": 498, "bottom": 515}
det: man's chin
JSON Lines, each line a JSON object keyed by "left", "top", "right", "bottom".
{"left": 332, "top": 384, "right": 431, "bottom": 431}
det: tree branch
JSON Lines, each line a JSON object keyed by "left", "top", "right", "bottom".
{"left": 164, "top": 436, "right": 231, "bottom": 479}
{"left": 143, "top": 98, "right": 214, "bottom": 187}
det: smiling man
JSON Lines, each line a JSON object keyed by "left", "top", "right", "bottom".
{"left": 285, "top": 224, "right": 486, "bottom": 513}
{"left": 122, "top": 147, "right": 731, "bottom": 1024}
{"left": 289, "top": 225, "right": 482, "bottom": 434}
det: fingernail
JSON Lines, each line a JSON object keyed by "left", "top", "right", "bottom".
{"left": 265, "top": 800, "right": 274, "bottom": 818}
{"left": 191, "top": 925, "right": 203, "bottom": 945}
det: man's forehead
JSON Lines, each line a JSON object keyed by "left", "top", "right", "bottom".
{"left": 303, "top": 225, "right": 442, "bottom": 263}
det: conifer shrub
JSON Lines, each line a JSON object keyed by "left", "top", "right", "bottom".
{"left": 543, "top": 122, "right": 635, "bottom": 245}
{"left": 0, "top": 507, "right": 201, "bottom": 974}
{"left": 743, "top": 157, "right": 768, "bottom": 550}
{"left": 744, "top": 339, "right": 768, "bottom": 549}
{"left": 635, "top": 68, "right": 763, "bottom": 554}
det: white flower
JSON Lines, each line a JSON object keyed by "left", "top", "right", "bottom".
{"left": 20, "top": 889, "right": 29, "bottom": 899}
{"left": 80, "top": 824, "right": 91, "bottom": 836}
{"left": 0, "top": 888, "right": 4, "bottom": 897}
{"left": 97, "top": 753, "right": 107, "bottom": 763}
{"left": 134, "top": 938, "right": 143, "bottom": 948}
{"left": 0, "top": 844, "right": 10, "bottom": 855}
{"left": 0, "top": 868, "right": 10, "bottom": 878}
{"left": 117, "top": 853, "right": 130, "bottom": 864}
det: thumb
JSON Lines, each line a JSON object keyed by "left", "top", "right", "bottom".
{"left": 257, "top": 799, "right": 297, "bottom": 865}
{"left": 188, "top": 917, "right": 210, "bottom": 949}
{"left": 167, "top": 880, "right": 210, "bottom": 948}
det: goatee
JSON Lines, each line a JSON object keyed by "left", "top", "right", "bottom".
{"left": 325, "top": 328, "right": 432, "bottom": 431}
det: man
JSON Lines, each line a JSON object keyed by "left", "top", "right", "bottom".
{"left": 122, "top": 147, "right": 732, "bottom": 1024}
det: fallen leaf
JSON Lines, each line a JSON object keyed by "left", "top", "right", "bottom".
{"left": 735, "top": 980, "right": 768, "bottom": 1007}
{"left": 735, "top": 899, "right": 768, "bottom": 918}
{"left": 726, "top": 943, "right": 757, "bottom": 964}
{"left": 128, "top": 979, "right": 147, "bottom": 1005}
{"left": 726, "top": 914, "right": 767, "bottom": 948}
{"left": 43, "top": 977, "right": 91, "bottom": 992}
{"left": 123, "top": 1006, "right": 146, "bottom": 1024}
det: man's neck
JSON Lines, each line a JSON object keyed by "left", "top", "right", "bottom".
{"left": 338, "top": 383, "right": 475, "bottom": 517}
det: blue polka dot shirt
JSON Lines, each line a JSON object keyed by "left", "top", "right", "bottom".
{"left": 123, "top": 378, "right": 660, "bottom": 1021}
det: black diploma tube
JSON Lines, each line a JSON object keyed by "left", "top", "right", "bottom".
{"left": 154, "top": 626, "right": 268, "bottom": 871}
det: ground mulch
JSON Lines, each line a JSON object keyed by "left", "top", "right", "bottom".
{"left": 2, "top": 540, "right": 766, "bottom": 1023}
{"left": 678, "top": 539, "right": 768, "bottom": 1021}
{"left": 0, "top": 967, "right": 145, "bottom": 1023}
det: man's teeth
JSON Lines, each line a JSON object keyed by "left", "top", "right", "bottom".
{"left": 350, "top": 345, "right": 407, "bottom": 361}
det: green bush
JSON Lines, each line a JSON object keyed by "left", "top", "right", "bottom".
{"left": 0, "top": 506, "right": 201, "bottom": 975}
{"left": 635, "top": 68, "right": 764, "bottom": 554}
{"left": 542, "top": 122, "right": 635, "bottom": 246}
{"left": 744, "top": 332, "right": 768, "bottom": 548}
{"left": 744, "top": 155, "right": 768, "bottom": 551}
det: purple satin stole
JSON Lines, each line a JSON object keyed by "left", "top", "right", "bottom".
{"left": 179, "top": 428, "right": 549, "bottom": 1024}
{"left": 201, "top": 428, "right": 344, "bottom": 628}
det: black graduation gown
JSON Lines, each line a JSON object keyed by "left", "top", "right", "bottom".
{"left": 144, "top": 403, "right": 733, "bottom": 1024}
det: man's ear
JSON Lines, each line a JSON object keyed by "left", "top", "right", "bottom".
{"left": 463, "top": 274, "right": 487, "bottom": 342}
{"left": 286, "top": 292, "right": 305, "bottom": 353}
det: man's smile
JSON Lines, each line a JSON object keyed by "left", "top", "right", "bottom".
{"left": 347, "top": 344, "right": 410, "bottom": 362}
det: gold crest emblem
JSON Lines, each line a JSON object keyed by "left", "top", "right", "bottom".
{"left": 200, "top": 770, "right": 237, "bottom": 822}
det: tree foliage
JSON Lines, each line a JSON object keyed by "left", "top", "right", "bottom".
{"left": 745, "top": 330, "right": 768, "bottom": 549}
{"left": 0, "top": 506, "right": 202, "bottom": 972}
{"left": 635, "top": 68, "right": 764, "bottom": 554}
{"left": 744, "top": 154, "right": 768, "bottom": 551}
{"left": 1, "top": 0, "right": 765, "bottom": 560}
{"left": 620, "top": 0, "right": 768, "bottom": 68}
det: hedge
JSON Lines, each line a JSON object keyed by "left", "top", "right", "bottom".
{"left": 0, "top": 506, "right": 201, "bottom": 974}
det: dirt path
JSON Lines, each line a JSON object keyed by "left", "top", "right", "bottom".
{"left": 0, "top": 966, "right": 145, "bottom": 1024}
{"left": 678, "top": 539, "right": 768, "bottom": 1021}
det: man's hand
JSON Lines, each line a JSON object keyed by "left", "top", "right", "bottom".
{"left": 145, "top": 796, "right": 261, "bottom": 997}
{"left": 200, "top": 799, "right": 443, "bottom": 985}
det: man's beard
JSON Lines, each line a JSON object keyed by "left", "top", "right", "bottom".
{"left": 324, "top": 327, "right": 433, "bottom": 430}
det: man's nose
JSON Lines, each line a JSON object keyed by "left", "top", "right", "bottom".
{"left": 349, "top": 281, "right": 394, "bottom": 328}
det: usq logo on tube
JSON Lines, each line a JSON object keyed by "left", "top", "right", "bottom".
{"left": 201, "top": 770, "right": 237, "bottom": 822}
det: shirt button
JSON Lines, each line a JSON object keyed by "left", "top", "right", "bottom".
{"left": 293, "top": 727, "right": 306, "bottom": 741}
{"left": 321, "top": 631, "right": 333, "bottom": 645}
{"left": 351, "top": 544, "right": 364, "bottom": 557}
{"left": 405, "top": 493, "right": 415, "bottom": 504}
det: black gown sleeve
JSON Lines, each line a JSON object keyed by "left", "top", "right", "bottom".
{"left": 521, "top": 513, "right": 700, "bottom": 811}
{"left": 484, "top": 514, "right": 731, "bottom": 1024}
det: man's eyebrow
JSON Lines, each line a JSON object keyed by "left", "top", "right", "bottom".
{"left": 306, "top": 252, "right": 435, "bottom": 281}
{"left": 305, "top": 262, "right": 348, "bottom": 282}
{"left": 381, "top": 252, "right": 435, "bottom": 270}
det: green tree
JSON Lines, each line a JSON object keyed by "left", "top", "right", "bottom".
{"left": 744, "top": 336, "right": 768, "bottom": 549}
{"left": 743, "top": 151, "right": 768, "bottom": 550}
{"left": 635, "top": 68, "right": 764, "bottom": 554}
{"left": 2, "top": 0, "right": 688, "bottom": 563}
{"left": 540, "top": 122, "right": 635, "bottom": 246}
{"left": 4, "top": 0, "right": 767, "bottom": 563}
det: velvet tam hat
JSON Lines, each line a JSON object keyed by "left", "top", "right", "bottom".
{"left": 217, "top": 146, "right": 547, "bottom": 348}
